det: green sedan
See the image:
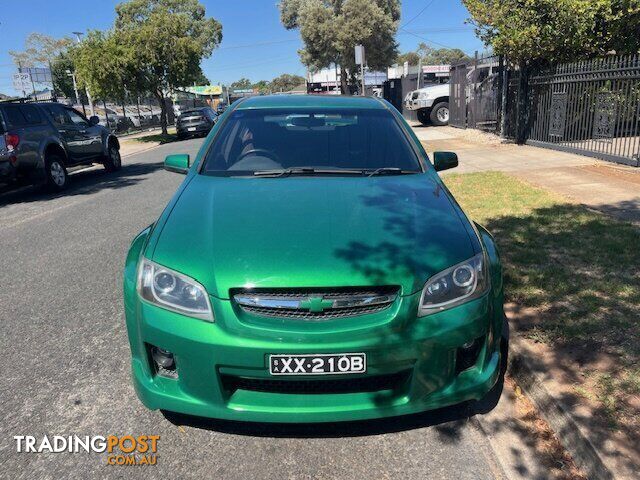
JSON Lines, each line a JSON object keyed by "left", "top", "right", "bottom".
{"left": 123, "top": 94, "right": 507, "bottom": 423}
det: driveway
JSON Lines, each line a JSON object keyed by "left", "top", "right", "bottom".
{"left": 0, "top": 138, "right": 508, "bottom": 479}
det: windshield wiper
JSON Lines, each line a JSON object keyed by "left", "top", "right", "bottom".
{"left": 253, "top": 167, "right": 364, "bottom": 177}
{"left": 366, "top": 167, "right": 416, "bottom": 177}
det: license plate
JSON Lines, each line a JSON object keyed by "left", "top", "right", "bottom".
{"left": 269, "top": 353, "right": 366, "bottom": 375}
{"left": 187, "top": 127, "right": 197, "bottom": 131}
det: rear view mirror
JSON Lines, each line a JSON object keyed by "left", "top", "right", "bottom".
{"left": 433, "top": 151, "right": 458, "bottom": 172}
{"left": 89, "top": 115, "right": 100, "bottom": 126}
{"left": 164, "top": 154, "right": 190, "bottom": 174}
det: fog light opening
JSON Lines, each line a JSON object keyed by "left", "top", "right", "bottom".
{"left": 149, "top": 345, "right": 178, "bottom": 378}
{"left": 455, "top": 336, "right": 484, "bottom": 375}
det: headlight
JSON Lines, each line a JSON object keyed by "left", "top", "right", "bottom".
{"left": 137, "top": 259, "right": 213, "bottom": 321}
{"left": 418, "top": 253, "right": 488, "bottom": 316}
{"left": 418, "top": 92, "right": 431, "bottom": 100}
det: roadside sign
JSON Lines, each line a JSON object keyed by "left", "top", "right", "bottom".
{"left": 12, "top": 73, "right": 31, "bottom": 92}
{"left": 355, "top": 45, "right": 365, "bottom": 66}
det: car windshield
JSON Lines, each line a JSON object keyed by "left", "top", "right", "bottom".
{"left": 200, "top": 108, "right": 422, "bottom": 176}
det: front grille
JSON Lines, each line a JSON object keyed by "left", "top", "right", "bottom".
{"left": 412, "top": 91, "right": 420, "bottom": 100}
{"left": 221, "top": 370, "right": 411, "bottom": 395}
{"left": 232, "top": 286, "right": 399, "bottom": 320}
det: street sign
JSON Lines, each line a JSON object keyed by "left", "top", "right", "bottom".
{"left": 355, "top": 45, "right": 365, "bottom": 66}
{"left": 12, "top": 73, "right": 31, "bottom": 93}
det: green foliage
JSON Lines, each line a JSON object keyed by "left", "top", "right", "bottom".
{"left": 397, "top": 44, "right": 471, "bottom": 66}
{"left": 269, "top": 73, "right": 306, "bottom": 92}
{"left": 50, "top": 54, "right": 77, "bottom": 100}
{"left": 9, "top": 33, "right": 73, "bottom": 67}
{"left": 73, "top": 0, "right": 222, "bottom": 133}
{"left": 278, "top": 0, "right": 400, "bottom": 92}
{"left": 230, "top": 78, "right": 252, "bottom": 89}
{"left": 463, "top": 0, "right": 640, "bottom": 64}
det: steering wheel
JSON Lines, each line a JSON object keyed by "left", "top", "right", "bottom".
{"left": 237, "top": 148, "right": 280, "bottom": 164}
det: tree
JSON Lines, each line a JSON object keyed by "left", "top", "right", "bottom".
{"left": 230, "top": 78, "right": 252, "bottom": 89}
{"left": 252, "top": 80, "right": 271, "bottom": 94}
{"left": 463, "top": 0, "right": 640, "bottom": 65}
{"left": 73, "top": 31, "right": 132, "bottom": 107}
{"left": 279, "top": 0, "right": 400, "bottom": 94}
{"left": 9, "top": 33, "right": 73, "bottom": 67}
{"left": 50, "top": 53, "right": 78, "bottom": 100}
{"left": 397, "top": 45, "right": 471, "bottom": 66}
{"left": 270, "top": 73, "right": 306, "bottom": 92}
{"left": 110, "top": 0, "right": 222, "bottom": 133}
{"left": 396, "top": 51, "right": 421, "bottom": 66}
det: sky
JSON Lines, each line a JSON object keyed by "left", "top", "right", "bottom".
{"left": 0, "top": 0, "right": 487, "bottom": 96}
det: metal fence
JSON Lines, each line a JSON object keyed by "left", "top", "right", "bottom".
{"left": 449, "top": 54, "right": 640, "bottom": 167}
{"left": 448, "top": 55, "right": 502, "bottom": 131}
{"left": 525, "top": 55, "right": 640, "bottom": 166}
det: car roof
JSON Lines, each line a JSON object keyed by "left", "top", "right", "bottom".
{"left": 235, "top": 94, "right": 387, "bottom": 110}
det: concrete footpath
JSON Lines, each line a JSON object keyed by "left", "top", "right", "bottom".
{"left": 414, "top": 125, "right": 640, "bottom": 226}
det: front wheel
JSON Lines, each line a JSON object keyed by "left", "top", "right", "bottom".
{"left": 103, "top": 143, "right": 122, "bottom": 172}
{"left": 44, "top": 154, "right": 68, "bottom": 191}
{"left": 430, "top": 102, "right": 450, "bottom": 126}
{"left": 417, "top": 109, "right": 430, "bottom": 126}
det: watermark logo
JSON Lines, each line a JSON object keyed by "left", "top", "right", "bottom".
{"left": 13, "top": 435, "right": 160, "bottom": 466}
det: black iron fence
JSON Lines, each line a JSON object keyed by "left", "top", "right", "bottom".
{"left": 449, "top": 55, "right": 502, "bottom": 131}
{"left": 450, "top": 54, "right": 640, "bottom": 167}
{"left": 525, "top": 56, "right": 640, "bottom": 166}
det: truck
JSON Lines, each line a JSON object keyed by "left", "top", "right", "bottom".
{"left": 404, "top": 83, "right": 450, "bottom": 126}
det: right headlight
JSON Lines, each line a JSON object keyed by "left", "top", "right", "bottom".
{"left": 137, "top": 258, "right": 213, "bottom": 322}
{"left": 418, "top": 253, "right": 489, "bottom": 316}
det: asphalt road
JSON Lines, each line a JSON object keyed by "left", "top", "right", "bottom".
{"left": 0, "top": 139, "right": 505, "bottom": 479}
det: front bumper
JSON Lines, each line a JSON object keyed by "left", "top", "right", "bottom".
{"left": 125, "top": 289, "right": 503, "bottom": 423}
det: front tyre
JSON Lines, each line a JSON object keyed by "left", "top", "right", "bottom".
{"left": 430, "top": 101, "right": 450, "bottom": 126}
{"left": 45, "top": 154, "right": 68, "bottom": 191}
{"left": 417, "top": 109, "right": 430, "bottom": 126}
{"left": 103, "top": 142, "right": 122, "bottom": 172}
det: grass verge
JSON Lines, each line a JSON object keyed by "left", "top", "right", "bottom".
{"left": 444, "top": 171, "right": 640, "bottom": 436}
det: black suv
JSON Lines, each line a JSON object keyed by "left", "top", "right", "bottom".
{"left": 176, "top": 107, "right": 217, "bottom": 140}
{"left": 0, "top": 102, "right": 121, "bottom": 191}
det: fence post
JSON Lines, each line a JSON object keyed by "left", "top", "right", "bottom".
{"left": 515, "top": 63, "right": 529, "bottom": 144}
{"left": 499, "top": 56, "right": 509, "bottom": 138}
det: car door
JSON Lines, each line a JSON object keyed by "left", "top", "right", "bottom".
{"left": 65, "top": 107, "right": 103, "bottom": 159}
{"left": 40, "top": 104, "right": 85, "bottom": 164}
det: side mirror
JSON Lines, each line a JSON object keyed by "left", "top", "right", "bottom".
{"left": 164, "top": 154, "right": 190, "bottom": 174}
{"left": 433, "top": 151, "right": 458, "bottom": 172}
{"left": 89, "top": 115, "right": 100, "bottom": 126}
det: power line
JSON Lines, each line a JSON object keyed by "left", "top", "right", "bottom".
{"left": 399, "top": 28, "right": 467, "bottom": 51}
{"left": 400, "top": 0, "right": 439, "bottom": 28}
{"left": 217, "top": 39, "right": 298, "bottom": 51}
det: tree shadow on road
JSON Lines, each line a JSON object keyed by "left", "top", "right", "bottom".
{"left": 0, "top": 160, "right": 165, "bottom": 210}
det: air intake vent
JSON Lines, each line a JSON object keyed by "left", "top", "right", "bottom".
{"left": 221, "top": 370, "right": 411, "bottom": 395}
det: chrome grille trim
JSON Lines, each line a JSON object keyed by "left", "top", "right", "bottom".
{"left": 232, "top": 287, "right": 399, "bottom": 320}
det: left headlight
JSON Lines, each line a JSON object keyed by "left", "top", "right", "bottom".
{"left": 418, "top": 91, "right": 431, "bottom": 100}
{"left": 418, "top": 253, "right": 489, "bottom": 316}
{"left": 137, "top": 259, "right": 213, "bottom": 322}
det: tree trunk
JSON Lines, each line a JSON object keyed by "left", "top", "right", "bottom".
{"left": 154, "top": 90, "right": 168, "bottom": 135}
{"left": 340, "top": 66, "right": 350, "bottom": 96}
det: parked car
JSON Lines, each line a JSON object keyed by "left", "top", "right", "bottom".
{"left": 176, "top": 107, "right": 217, "bottom": 140}
{"left": 0, "top": 102, "right": 121, "bottom": 191}
{"left": 404, "top": 83, "right": 450, "bottom": 126}
{"left": 123, "top": 94, "right": 507, "bottom": 423}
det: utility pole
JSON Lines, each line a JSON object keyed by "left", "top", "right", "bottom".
{"left": 73, "top": 31, "right": 95, "bottom": 117}
{"left": 66, "top": 69, "right": 81, "bottom": 107}
{"left": 355, "top": 45, "right": 365, "bottom": 96}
